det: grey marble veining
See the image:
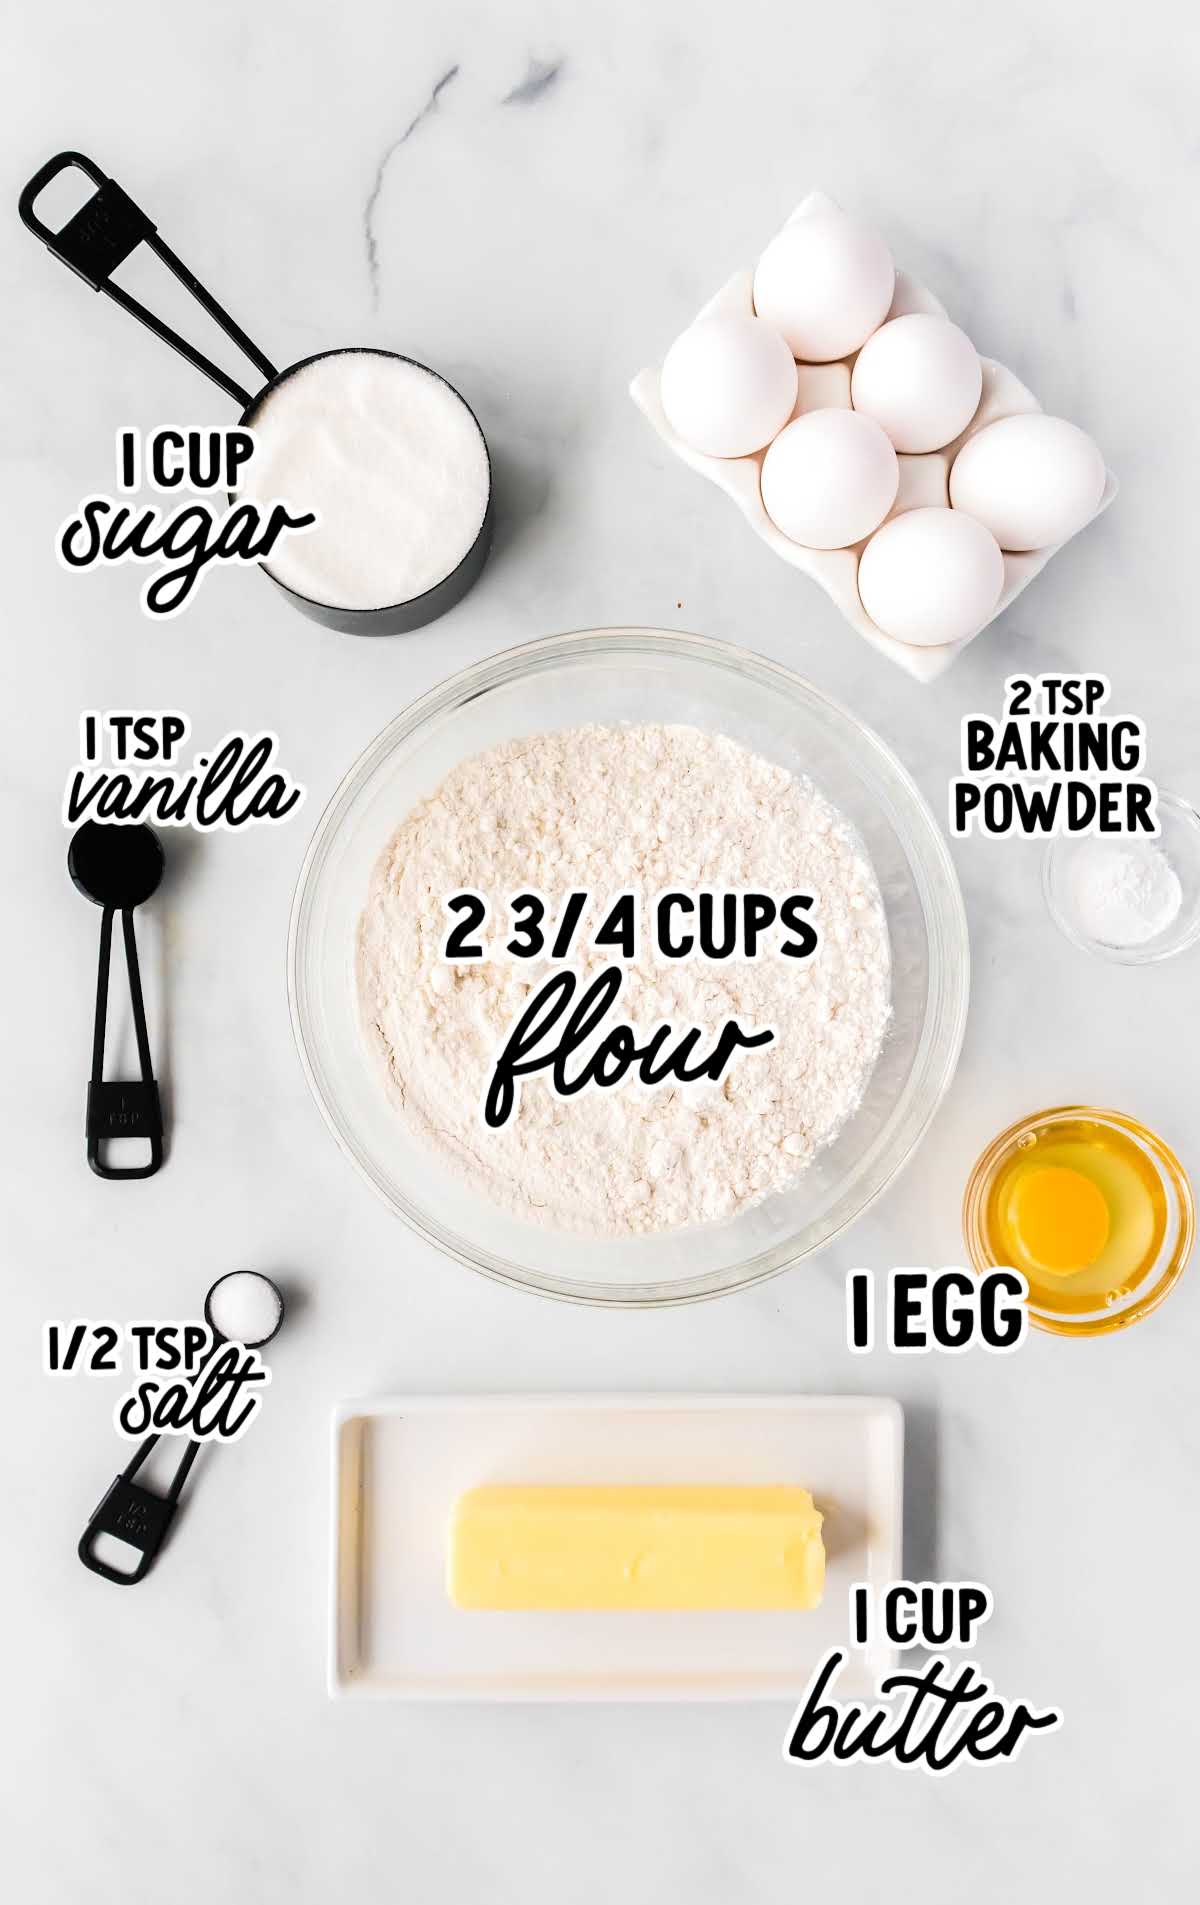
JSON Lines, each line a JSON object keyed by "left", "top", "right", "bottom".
{"left": 503, "top": 57, "right": 565, "bottom": 106}
{"left": 363, "top": 64, "right": 461, "bottom": 308}
{"left": 3, "top": 0, "right": 1198, "bottom": 1900}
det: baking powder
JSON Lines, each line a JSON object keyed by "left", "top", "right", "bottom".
{"left": 1065, "top": 838, "right": 1182, "bottom": 947}
{"left": 357, "top": 724, "right": 891, "bottom": 1236}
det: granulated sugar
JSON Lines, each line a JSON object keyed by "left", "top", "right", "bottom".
{"left": 241, "top": 350, "right": 490, "bottom": 610}
{"left": 357, "top": 724, "right": 891, "bottom": 1236}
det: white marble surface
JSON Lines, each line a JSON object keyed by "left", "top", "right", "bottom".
{"left": 4, "top": 0, "right": 1198, "bottom": 1897}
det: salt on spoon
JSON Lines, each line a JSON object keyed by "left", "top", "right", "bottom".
{"left": 20, "top": 154, "right": 493, "bottom": 634}
{"left": 205, "top": 1269, "right": 285, "bottom": 1347}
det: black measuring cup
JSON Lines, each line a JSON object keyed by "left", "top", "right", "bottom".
{"left": 19, "top": 151, "right": 493, "bottom": 635}
{"left": 68, "top": 820, "right": 165, "bottom": 1180}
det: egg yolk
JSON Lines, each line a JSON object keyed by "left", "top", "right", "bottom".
{"left": 1009, "top": 1165, "right": 1111, "bottom": 1275}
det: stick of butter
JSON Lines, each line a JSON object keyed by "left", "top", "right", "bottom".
{"left": 447, "top": 1484, "right": 825, "bottom": 1611}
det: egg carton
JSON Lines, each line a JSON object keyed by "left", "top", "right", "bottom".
{"left": 630, "top": 191, "right": 1118, "bottom": 683}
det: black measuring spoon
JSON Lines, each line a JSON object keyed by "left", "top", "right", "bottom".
{"left": 79, "top": 1274, "right": 286, "bottom": 1586}
{"left": 19, "top": 151, "right": 493, "bottom": 635}
{"left": 68, "top": 821, "right": 165, "bottom": 1181}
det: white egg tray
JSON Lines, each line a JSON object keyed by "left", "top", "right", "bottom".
{"left": 631, "top": 191, "right": 1117, "bottom": 682}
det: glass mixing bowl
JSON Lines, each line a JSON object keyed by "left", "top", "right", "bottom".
{"left": 288, "top": 628, "right": 969, "bottom": 1304}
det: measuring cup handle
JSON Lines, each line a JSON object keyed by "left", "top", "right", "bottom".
{"left": 19, "top": 152, "right": 150, "bottom": 287}
{"left": 87, "top": 905, "right": 164, "bottom": 1181}
{"left": 19, "top": 151, "right": 278, "bottom": 408}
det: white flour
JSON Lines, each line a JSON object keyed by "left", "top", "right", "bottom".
{"left": 357, "top": 724, "right": 891, "bottom": 1236}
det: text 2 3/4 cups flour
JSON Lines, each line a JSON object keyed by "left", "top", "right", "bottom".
{"left": 357, "top": 724, "right": 891, "bottom": 1236}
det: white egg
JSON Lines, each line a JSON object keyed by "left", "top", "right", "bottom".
{"left": 949, "top": 413, "right": 1106, "bottom": 551}
{"left": 850, "top": 314, "right": 982, "bottom": 452}
{"left": 857, "top": 506, "right": 1005, "bottom": 646}
{"left": 753, "top": 208, "right": 895, "bottom": 362}
{"left": 659, "top": 313, "right": 798, "bottom": 458}
{"left": 761, "top": 410, "right": 899, "bottom": 550}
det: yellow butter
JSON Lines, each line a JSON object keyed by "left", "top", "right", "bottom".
{"left": 447, "top": 1484, "right": 825, "bottom": 1611}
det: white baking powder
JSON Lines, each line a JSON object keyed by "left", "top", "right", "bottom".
{"left": 241, "top": 350, "right": 489, "bottom": 610}
{"left": 1064, "top": 838, "right": 1182, "bottom": 947}
{"left": 357, "top": 724, "right": 891, "bottom": 1236}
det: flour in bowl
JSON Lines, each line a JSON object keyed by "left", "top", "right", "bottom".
{"left": 356, "top": 723, "right": 891, "bottom": 1236}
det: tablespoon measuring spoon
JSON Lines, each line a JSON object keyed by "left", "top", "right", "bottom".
{"left": 68, "top": 820, "right": 165, "bottom": 1179}
{"left": 78, "top": 1273, "right": 286, "bottom": 1586}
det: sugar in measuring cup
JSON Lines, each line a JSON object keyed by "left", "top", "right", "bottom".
{"left": 20, "top": 153, "right": 493, "bottom": 634}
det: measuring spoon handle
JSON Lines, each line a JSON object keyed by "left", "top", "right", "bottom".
{"left": 19, "top": 151, "right": 278, "bottom": 408}
{"left": 78, "top": 1432, "right": 201, "bottom": 1585}
{"left": 88, "top": 904, "right": 163, "bottom": 1181}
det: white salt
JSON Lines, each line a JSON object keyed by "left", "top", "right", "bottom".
{"left": 206, "top": 1271, "right": 283, "bottom": 1346}
{"left": 241, "top": 350, "right": 490, "bottom": 610}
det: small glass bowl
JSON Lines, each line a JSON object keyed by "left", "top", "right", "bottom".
{"left": 1043, "top": 791, "right": 1200, "bottom": 964}
{"left": 963, "top": 1104, "right": 1195, "bottom": 1337}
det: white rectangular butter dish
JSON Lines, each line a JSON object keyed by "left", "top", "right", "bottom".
{"left": 330, "top": 1392, "right": 903, "bottom": 1702}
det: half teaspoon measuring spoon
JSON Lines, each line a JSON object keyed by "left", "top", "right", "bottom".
{"left": 68, "top": 820, "right": 165, "bottom": 1179}
{"left": 78, "top": 1272, "right": 286, "bottom": 1586}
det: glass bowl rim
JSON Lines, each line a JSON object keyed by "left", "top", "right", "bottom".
{"left": 287, "top": 624, "right": 970, "bottom": 1306}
